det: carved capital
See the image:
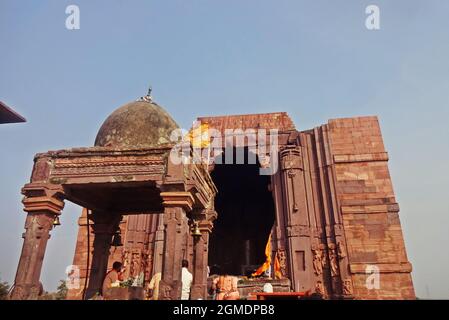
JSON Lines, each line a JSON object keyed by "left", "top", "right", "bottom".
{"left": 160, "top": 192, "right": 195, "bottom": 211}
{"left": 22, "top": 196, "right": 64, "bottom": 215}
{"left": 21, "top": 184, "right": 65, "bottom": 215}
{"left": 198, "top": 220, "right": 214, "bottom": 233}
{"left": 280, "top": 147, "right": 303, "bottom": 171}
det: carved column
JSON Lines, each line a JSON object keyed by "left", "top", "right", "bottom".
{"left": 84, "top": 211, "right": 121, "bottom": 299}
{"left": 10, "top": 184, "right": 65, "bottom": 300}
{"left": 280, "top": 146, "right": 314, "bottom": 292}
{"left": 152, "top": 214, "right": 165, "bottom": 275}
{"left": 190, "top": 209, "right": 216, "bottom": 300}
{"left": 314, "top": 125, "right": 353, "bottom": 298}
{"left": 159, "top": 192, "right": 194, "bottom": 300}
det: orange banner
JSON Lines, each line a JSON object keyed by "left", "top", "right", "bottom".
{"left": 252, "top": 234, "right": 272, "bottom": 277}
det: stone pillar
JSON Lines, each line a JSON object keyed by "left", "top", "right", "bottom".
{"left": 84, "top": 211, "right": 121, "bottom": 299}
{"left": 152, "top": 214, "right": 165, "bottom": 275}
{"left": 10, "top": 184, "right": 65, "bottom": 300}
{"left": 190, "top": 209, "right": 216, "bottom": 300}
{"left": 159, "top": 192, "right": 194, "bottom": 300}
{"left": 280, "top": 146, "right": 315, "bottom": 292}
{"left": 67, "top": 208, "right": 92, "bottom": 300}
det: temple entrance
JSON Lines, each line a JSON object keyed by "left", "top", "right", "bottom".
{"left": 209, "top": 148, "right": 275, "bottom": 276}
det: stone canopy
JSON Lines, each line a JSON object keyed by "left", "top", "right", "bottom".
{"left": 10, "top": 95, "right": 217, "bottom": 300}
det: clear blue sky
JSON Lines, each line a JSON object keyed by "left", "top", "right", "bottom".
{"left": 1, "top": 0, "right": 448, "bottom": 298}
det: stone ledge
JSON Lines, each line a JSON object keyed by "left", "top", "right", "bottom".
{"left": 160, "top": 191, "right": 195, "bottom": 211}
{"left": 349, "top": 262, "right": 412, "bottom": 274}
{"left": 334, "top": 152, "right": 389, "bottom": 164}
{"left": 341, "top": 203, "right": 399, "bottom": 214}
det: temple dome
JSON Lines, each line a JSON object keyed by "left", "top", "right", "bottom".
{"left": 95, "top": 98, "right": 179, "bottom": 148}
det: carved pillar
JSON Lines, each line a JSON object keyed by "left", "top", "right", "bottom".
{"left": 314, "top": 125, "right": 353, "bottom": 298}
{"left": 280, "top": 146, "right": 314, "bottom": 292}
{"left": 159, "top": 192, "right": 194, "bottom": 300}
{"left": 190, "top": 209, "right": 216, "bottom": 300}
{"left": 67, "top": 208, "right": 92, "bottom": 300}
{"left": 152, "top": 214, "right": 165, "bottom": 275}
{"left": 84, "top": 211, "right": 121, "bottom": 299}
{"left": 10, "top": 184, "right": 65, "bottom": 300}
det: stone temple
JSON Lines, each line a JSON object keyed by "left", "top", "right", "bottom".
{"left": 10, "top": 92, "right": 415, "bottom": 300}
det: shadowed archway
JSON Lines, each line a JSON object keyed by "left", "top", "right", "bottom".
{"left": 209, "top": 148, "right": 275, "bottom": 276}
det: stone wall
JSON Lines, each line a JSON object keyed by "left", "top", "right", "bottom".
{"left": 326, "top": 116, "right": 415, "bottom": 299}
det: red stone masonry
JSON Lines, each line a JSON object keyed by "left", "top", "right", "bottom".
{"left": 64, "top": 113, "right": 415, "bottom": 300}
{"left": 326, "top": 116, "right": 415, "bottom": 299}
{"left": 197, "top": 112, "right": 296, "bottom": 133}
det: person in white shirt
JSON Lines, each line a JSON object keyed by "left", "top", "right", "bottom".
{"left": 181, "top": 259, "right": 193, "bottom": 300}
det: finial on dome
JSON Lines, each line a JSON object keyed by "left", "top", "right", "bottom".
{"left": 139, "top": 85, "right": 153, "bottom": 102}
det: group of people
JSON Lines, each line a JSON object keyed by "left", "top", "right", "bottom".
{"left": 102, "top": 260, "right": 240, "bottom": 300}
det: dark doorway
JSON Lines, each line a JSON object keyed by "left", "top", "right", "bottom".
{"left": 209, "top": 148, "right": 275, "bottom": 276}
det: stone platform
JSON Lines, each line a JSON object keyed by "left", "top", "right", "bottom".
{"left": 237, "top": 278, "right": 291, "bottom": 299}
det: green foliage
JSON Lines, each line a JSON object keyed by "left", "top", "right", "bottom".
{"left": 0, "top": 279, "right": 10, "bottom": 300}
{"left": 55, "top": 280, "right": 68, "bottom": 300}
{"left": 36, "top": 280, "right": 68, "bottom": 300}
{"left": 119, "top": 278, "right": 135, "bottom": 288}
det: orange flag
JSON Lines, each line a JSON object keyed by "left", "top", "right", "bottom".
{"left": 274, "top": 252, "right": 282, "bottom": 279}
{"left": 185, "top": 123, "right": 210, "bottom": 148}
{"left": 252, "top": 234, "right": 272, "bottom": 277}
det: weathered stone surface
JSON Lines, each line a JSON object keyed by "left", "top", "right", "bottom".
{"left": 95, "top": 100, "right": 179, "bottom": 148}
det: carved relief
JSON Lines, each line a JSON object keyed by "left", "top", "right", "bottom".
{"left": 52, "top": 156, "right": 165, "bottom": 178}
{"left": 277, "top": 249, "right": 287, "bottom": 277}
{"left": 159, "top": 281, "right": 172, "bottom": 300}
{"left": 121, "top": 249, "right": 130, "bottom": 276}
{"left": 144, "top": 253, "right": 152, "bottom": 282}
{"left": 343, "top": 278, "right": 353, "bottom": 296}
{"left": 337, "top": 241, "right": 346, "bottom": 259}
{"left": 312, "top": 247, "right": 324, "bottom": 276}
{"left": 328, "top": 244, "right": 339, "bottom": 277}
{"left": 121, "top": 249, "right": 150, "bottom": 281}
{"left": 130, "top": 251, "right": 142, "bottom": 278}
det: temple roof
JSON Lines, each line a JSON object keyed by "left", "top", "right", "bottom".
{"left": 197, "top": 112, "right": 295, "bottom": 134}
{"left": 0, "top": 101, "right": 26, "bottom": 124}
{"left": 95, "top": 98, "right": 179, "bottom": 148}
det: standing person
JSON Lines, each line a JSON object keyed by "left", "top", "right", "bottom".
{"left": 148, "top": 272, "right": 161, "bottom": 300}
{"left": 102, "top": 261, "right": 124, "bottom": 298}
{"left": 181, "top": 260, "right": 193, "bottom": 300}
